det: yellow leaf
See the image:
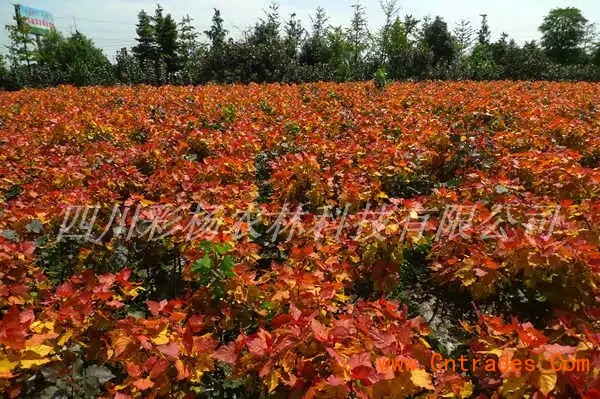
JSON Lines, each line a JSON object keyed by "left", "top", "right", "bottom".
{"left": 20, "top": 356, "right": 52, "bottom": 369}
{"left": 123, "top": 286, "right": 144, "bottom": 298}
{"left": 152, "top": 328, "right": 170, "bottom": 345}
{"left": 140, "top": 198, "right": 155, "bottom": 207}
{"left": 376, "top": 192, "right": 389, "bottom": 200}
{"left": 463, "top": 276, "right": 477, "bottom": 287}
{"left": 335, "top": 293, "right": 351, "bottom": 302}
{"left": 459, "top": 381, "right": 474, "bottom": 399}
{"left": 409, "top": 211, "right": 419, "bottom": 220}
{"left": 500, "top": 377, "right": 527, "bottom": 396}
{"left": 27, "top": 345, "right": 54, "bottom": 357}
{"left": 0, "top": 357, "right": 18, "bottom": 377}
{"left": 385, "top": 223, "right": 400, "bottom": 234}
{"left": 30, "top": 321, "right": 54, "bottom": 334}
{"left": 268, "top": 369, "right": 282, "bottom": 393}
{"left": 410, "top": 369, "right": 433, "bottom": 390}
{"left": 58, "top": 330, "right": 73, "bottom": 346}
{"left": 538, "top": 373, "right": 557, "bottom": 396}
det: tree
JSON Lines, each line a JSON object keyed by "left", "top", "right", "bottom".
{"left": 284, "top": 13, "right": 304, "bottom": 60}
{"left": 205, "top": 8, "right": 227, "bottom": 50}
{"left": 381, "top": 0, "right": 401, "bottom": 30}
{"left": 5, "top": 12, "right": 36, "bottom": 69}
{"left": 454, "top": 19, "right": 475, "bottom": 56}
{"left": 132, "top": 10, "right": 156, "bottom": 65}
{"left": 378, "top": 0, "right": 400, "bottom": 61}
{"left": 177, "top": 15, "right": 203, "bottom": 84}
{"left": 153, "top": 5, "right": 179, "bottom": 81}
{"left": 115, "top": 47, "right": 141, "bottom": 83}
{"left": 347, "top": 2, "right": 369, "bottom": 68}
{"left": 468, "top": 43, "right": 499, "bottom": 80}
{"left": 228, "top": 2, "right": 287, "bottom": 83}
{"left": 539, "top": 7, "right": 589, "bottom": 65}
{"left": 478, "top": 14, "right": 490, "bottom": 46}
{"left": 62, "top": 32, "right": 115, "bottom": 86}
{"left": 0, "top": 54, "right": 9, "bottom": 89}
{"left": 593, "top": 45, "right": 600, "bottom": 66}
{"left": 327, "top": 26, "right": 352, "bottom": 81}
{"left": 424, "top": 16, "right": 455, "bottom": 66}
{"left": 202, "top": 8, "right": 228, "bottom": 82}
{"left": 518, "top": 40, "right": 548, "bottom": 79}
{"left": 403, "top": 15, "right": 419, "bottom": 40}
{"left": 36, "top": 29, "right": 65, "bottom": 66}
{"left": 300, "top": 7, "right": 329, "bottom": 66}
{"left": 381, "top": 17, "right": 408, "bottom": 79}
{"left": 36, "top": 30, "right": 114, "bottom": 86}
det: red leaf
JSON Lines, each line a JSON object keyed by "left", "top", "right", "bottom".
{"left": 311, "top": 319, "right": 329, "bottom": 343}
{"left": 147, "top": 300, "right": 168, "bottom": 316}
{"left": 175, "top": 358, "right": 190, "bottom": 380}
{"left": 213, "top": 342, "right": 238, "bottom": 364}
{"left": 132, "top": 378, "right": 154, "bottom": 391}
{"left": 247, "top": 329, "right": 272, "bottom": 357}
{"left": 158, "top": 342, "right": 180, "bottom": 359}
{"left": 126, "top": 362, "right": 143, "bottom": 378}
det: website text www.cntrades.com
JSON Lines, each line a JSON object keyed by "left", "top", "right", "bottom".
{"left": 377, "top": 353, "right": 590, "bottom": 373}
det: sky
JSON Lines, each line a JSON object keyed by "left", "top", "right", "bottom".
{"left": 1, "top": 0, "right": 598, "bottom": 61}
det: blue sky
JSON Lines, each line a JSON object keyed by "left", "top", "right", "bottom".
{"left": 1, "top": 0, "right": 598, "bottom": 61}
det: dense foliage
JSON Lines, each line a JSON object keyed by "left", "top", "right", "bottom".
{"left": 2, "top": 3, "right": 600, "bottom": 89}
{"left": 0, "top": 81, "right": 599, "bottom": 397}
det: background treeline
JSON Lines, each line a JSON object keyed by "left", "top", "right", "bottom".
{"left": 2, "top": 1, "right": 600, "bottom": 89}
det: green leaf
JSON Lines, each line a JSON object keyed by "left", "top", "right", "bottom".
{"left": 221, "top": 255, "right": 235, "bottom": 277}
{"left": 0, "top": 229, "right": 19, "bottom": 242}
{"left": 85, "top": 364, "right": 115, "bottom": 384}
{"left": 26, "top": 219, "right": 44, "bottom": 234}
{"left": 192, "top": 254, "right": 212, "bottom": 273}
{"left": 215, "top": 243, "right": 233, "bottom": 255}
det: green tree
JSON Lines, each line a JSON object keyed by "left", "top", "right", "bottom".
{"left": 539, "top": 7, "right": 589, "bottom": 65}
{"left": 347, "top": 1, "right": 369, "bottom": 69}
{"left": 517, "top": 41, "right": 548, "bottom": 79}
{"left": 115, "top": 47, "right": 141, "bottom": 84}
{"left": 36, "top": 30, "right": 114, "bottom": 86}
{"left": 327, "top": 26, "right": 352, "bottom": 81}
{"left": 155, "top": 8, "right": 179, "bottom": 79}
{"left": 382, "top": 17, "right": 408, "bottom": 79}
{"left": 203, "top": 8, "right": 228, "bottom": 82}
{"left": 478, "top": 14, "right": 490, "bottom": 46}
{"left": 0, "top": 54, "right": 9, "bottom": 88}
{"left": 132, "top": 10, "right": 156, "bottom": 64}
{"left": 454, "top": 19, "right": 474, "bottom": 56}
{"left": 300, "top": 7, "right": 329, "bottom": 66}
{"left": 5, "top": 12, "right": 36, "bottom": 69}
{"left": 61, "top": 32, "right": 115, "bottom": 86}
{"left": 177, "top": 15, "right": 203, "bottom": 84}
{"left": 423, "top": 16, "right": 455, "bottom": 66}
{"left": 205, "top": 8, "right": 227, "bottom": 50}
{"left": 132, "top": 10, "right": 157, "bottom": 83}
{"left": 593, "top": 45, "right": 600, "bottom": 66}
{"left": 468, "top": 42, "right": 500, "bottom": 80}
{"left": 36, "top": 29, "right": 64, "bottom": 66}
{"left": 284, "top": 13, "right": 304, "bottom": 60}
{"left": 403, "top": 15, "right": 419, "bottom": 40}
{"left": 241, "top": 2, "right": 287, "bottom": 82}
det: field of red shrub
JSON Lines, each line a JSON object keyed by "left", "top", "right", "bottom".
{"left": 0, "top": 81, "right": 599, "bottom": 398}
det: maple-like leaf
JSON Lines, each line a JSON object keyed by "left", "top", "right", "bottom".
{"left": 213, "top": 342, "right": 238, "bottom": 364}
{"left": 132, "top": 378, "right": 154, "bottom": 390}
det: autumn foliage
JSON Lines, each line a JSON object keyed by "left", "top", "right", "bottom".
{"left": 0, "top": 81, "right": 599, "bottom": 398}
